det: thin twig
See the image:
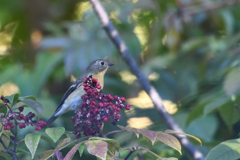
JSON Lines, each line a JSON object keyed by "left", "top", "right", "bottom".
{"left": 0, "top": 137, "right": 19, "bottom": 160}
{"left": 110, "top": 146, "right": 164, "bottom": 160}
{"left": 89, "top": 0, "right": 205, "bottom": 160}
{"left": 105, "top": 130, "right": 125, "bottom": 137}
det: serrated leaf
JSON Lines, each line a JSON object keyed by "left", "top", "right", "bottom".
{"left": 78, "top": 143, "right": 86, "bottom": 157}
{"left": 21, "top": 99, "right": 43, "bottom": 115}
{"left": 157, "top": 132, "right": 181, "bottom": 154}
{"left": 25, "top": 133, "right": 41, "bottom": 159}
{"left": 39, "top": 149, "right": 55, "bottom": 160}
{"left": 206, "top": 138, "right": 240, "bottom": 160}
{"left": 57, "top": 138, "right": 71, "bottom": 149}
{"left": 41, "top": 134, "right": 55, "bottom": 148}
{"left": 64, "top": 143, "right": 82, "bottom": 160}
{"left": 165, "top": 130, "right": 202, "bottom": 145}
{"left": 85, "top": 140, "right": 108, "bottom": 160}
{"left": 138, "top": 129, "right": 157, "bottom": 145}
{"left": 117, "top": 125, "right": 140, "bottom": 138}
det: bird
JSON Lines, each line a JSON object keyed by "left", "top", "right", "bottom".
{"left": 46, "top": 59, "right": 114, "bottom": 126}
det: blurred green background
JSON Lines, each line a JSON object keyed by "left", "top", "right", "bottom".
{"left": 1, "top": 0, "right": 240, "bottom": 159}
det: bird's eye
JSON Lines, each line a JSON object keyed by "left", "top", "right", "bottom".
{"left": 100, "top": 61, "right": 104, "bottom": 65}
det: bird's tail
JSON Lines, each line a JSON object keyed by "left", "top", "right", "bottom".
{"left": 46, "top": 115, "right": 59, "bottom": 127}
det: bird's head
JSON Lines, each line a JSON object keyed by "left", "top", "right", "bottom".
{"left": 86, "top": 59, "right": 114, "bottom": 75}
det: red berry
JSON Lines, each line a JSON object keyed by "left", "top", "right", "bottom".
{"left": 120, "top": 97, "right": 126, "bottom": 103}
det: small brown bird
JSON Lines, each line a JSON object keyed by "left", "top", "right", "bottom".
{"left": 46, "top": 59, "right": 114, "bottom": 126}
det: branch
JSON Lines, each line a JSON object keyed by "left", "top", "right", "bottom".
{"left": 89, "top": 0, "right": 205, "bottom": 160}
{"left": 0, "top": 137, "right": 19, "bottom": 160}
{"left": 110, "top": 146, "right": 164, "bottom": 160}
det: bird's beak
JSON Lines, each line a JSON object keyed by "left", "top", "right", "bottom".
{"left": 108, "top": 63, "right": 114, "bottom": 66}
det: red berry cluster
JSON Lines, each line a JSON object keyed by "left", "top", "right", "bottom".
{"left": 0, "top": 96, "right": 47, "bottom": 131}
{"left": 72, "top": 76, "right": 130, "bottom": 138}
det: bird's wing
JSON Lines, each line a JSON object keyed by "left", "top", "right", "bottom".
{"left": 54, "top": 76, "right": 85, "bottom": 114}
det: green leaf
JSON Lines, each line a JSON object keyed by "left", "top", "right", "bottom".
{"left": 0, "top": 106, "right": 7, "bottom": 114}
{"left": 186, "top": 115, "right": 217, "bottom": 143}
{"left": 223, "top": 67, "right": 240, "bottom": 96}
{"left": 25, "top": 133, "right": 41, "bottom": 159}
{"left": 206, "top": 138, "right": 240, "bottom": 160}
{"left": 64, "top": 143, "right": 82, "bottom": 160}
{"left": 20, "top": 95, "right": 37, "bottom": 101}
{"left": 41, "top": 134, "right": 55, "bottom": 148}
{"left": 0, "top": 124, "right": 14, "bottom": 149}
{"left": 165, "top": 130, "right": 202, "bottom": 145}
{"left": 186, "top": 101, "right": 209, "bottom": 125}
{"left": 85, "top": 140, "right": 108, "bottom": 160}
{"left": 78, "top": 143, "right": 86, "bottom": 157}
{"left": 21, "top": 99, "right": 43, "bottom": 115}
{"left": 157, "top": 132, "right": 181, "bottom": 154}
{"left": 0, "top": 151, "right": 12, "bottom": 159}
{"left": 5, "top": 93, "right": 19, "bottom": 104}
{"left": 57, "top": 137, "right": 71, "bottom": 149}
{"left": 16, "top": 149, "right": 31, "bottom": 156}
{"left": 117, "top": 125, "right": 140, "bottom": 138}
{"left": 39, "top": 149, "right": 55, "bottom": 160}
{"left": 219, "top": 101, "right": 240, "bottom": 130}
{"left": 45, "top": 127, "right": 65, "bottom": 143}
{"left": 204, "top": 97, "right": 229, "bottom": 115}
{"left": 138, "top": 129, "right": 157, "bottom": 145}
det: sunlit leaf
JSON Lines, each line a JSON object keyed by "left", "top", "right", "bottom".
{"left": 25, "top": 133, "right": 41, "bottom": 159}
{"left": 165, "top": 130, "right": 202, "bottom": 145}
{"left": 138, "top": 129, "right": 157, "bottom": 145}
{"left": 45, "top": 127, "right": 65, "bottom": 143}
{"left": 206, "top": 138, "right": 240, "bottom": 160}
{"left": 85, "top": 140, "right": 108, "bottom": 160}
{"left": 157, "top": 132, "right": 181, "bottom": 154}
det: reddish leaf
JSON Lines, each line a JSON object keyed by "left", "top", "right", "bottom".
{"left": 157, "top": 132, "right": 181, "bottom": 154}
{"left": 85, "top": 140, "right": 108, "bottom": 160}
{"left": 54, "top": 150, "right": 64, "bottom": 160}
{"left": 138, "top": 129, "right": 157, "bottom": 145}
{"left": 63, "top": 143, "right": 82, "bottom": 160}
